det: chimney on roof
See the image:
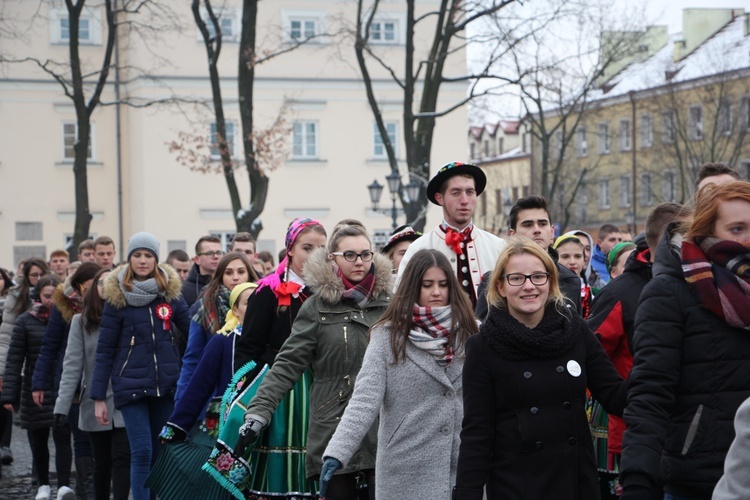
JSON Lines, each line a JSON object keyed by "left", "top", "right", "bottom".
{"left": 597, "top": 25, "right": 668, "bottom": 87}
{"left": 675, "top": 8, "right": 747, "bottom": 61}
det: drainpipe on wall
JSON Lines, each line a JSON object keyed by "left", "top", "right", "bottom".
{"left": 114, "top": 0, "right": 124, "bottom": 262}
{"left": 628, "top": 91, "right": 637, "bottom": 234}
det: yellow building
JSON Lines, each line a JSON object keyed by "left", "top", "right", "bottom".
{"left": 529, "top": 8, "right": 750, "bottom": 234}
{"left": 468, "top": 120, "right": 531, "bottom": 235}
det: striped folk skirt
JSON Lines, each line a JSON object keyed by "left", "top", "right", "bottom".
{"left": 203, "top": 361, "right": 318, "bottom": 499}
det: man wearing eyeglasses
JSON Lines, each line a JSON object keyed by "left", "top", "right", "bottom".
{"left": 181, "top": 235, "right": 224, "bottom": 307}
{"left": 396, "top": 161, "right": 506, "bottom": 307}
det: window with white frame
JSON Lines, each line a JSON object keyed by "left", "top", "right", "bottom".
{"left": 598, "top": 178, "right": 610, "bottom": 209}
{"left": 619, "top": 119, "right": 631, "bottom": 151}
{"left": 283, "top": 11, "right": 325, "bottom": 42}
{"left": 640, "top": 172, "right": 653, "bottom": 206}
{"left": 62, "top": 122, "right": 94, "bottom": 160}
{"left": 201, "top": 11, "right": 239, "bottom": 42}
{"left": 640, "top": 114, "right": 653, "bottom": 148}
{"left": 598, "top": 123, "right": 610, "bottom": 154}
{"left": 619, "top": 175, "right": 631, "bottom": 207}
{"left": 371, "top": 20, "right": 397, "bottom": 43}
{"left": 373, "top": 122, "right": 397, "bottom": 158}
{"left": 50, "top": 8, "right": 102, "bottom": 45}
{"left": 576, "top": 126, "right": 588, "bottom": 157}
{"left": 292, "top": 121, "right": 318, "bottom": 159}
{"left": 662, "top": 110, "right": 676, "bottom": 144}
{"left": 663, "top": 170, "right": 676, "bottom": 202}
{"left": 717, "top": 98, "right": 732, "bottom": 136}
{"left": 209, "top": 122, "right": 236, "bottom": 159}
{"left": 498, "top": 137, "right": 504, "bottom": 155}
{"left": 689, "top": 105, "right": 703, "bottom": 140}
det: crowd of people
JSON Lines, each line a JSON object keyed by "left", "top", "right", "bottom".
{"left": 0, "top": 160, "right": 749, "bottom": 500}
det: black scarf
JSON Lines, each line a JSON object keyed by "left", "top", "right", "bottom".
{"left": 481, "top": 303, "right": 579, "bottom": 361}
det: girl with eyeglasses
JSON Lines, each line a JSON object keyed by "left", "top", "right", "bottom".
{"left": 0, "top": 257, "right": 49, "bottom": 473}
{"left": 453, "top": 238, "right": 625, "bottom": 500}
{"left": 1, "top": 274, "right": 63, "bottom": 500}
{"left": 234, "top": 222, "right": 392, "bottom": 500}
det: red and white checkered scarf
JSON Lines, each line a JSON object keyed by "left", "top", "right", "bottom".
{"left": 409, "top": 304, "right": 454, "bottom": 366}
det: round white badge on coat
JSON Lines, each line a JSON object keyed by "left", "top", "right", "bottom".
{"left": 566, "top": 360, "right": 582, "bottom": 377}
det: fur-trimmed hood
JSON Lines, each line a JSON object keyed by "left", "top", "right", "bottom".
{"left": 52, "top": 283, "right": 79, "bottom": 323}
{"left": 104, "top": 263, "right": 183, "bottom": 309}
{"left": 302, "top": 247, "right": 393, "bottom": 305}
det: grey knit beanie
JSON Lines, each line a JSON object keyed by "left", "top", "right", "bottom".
{"left": 127, "top": 232, "right": 160, "bottom": 261}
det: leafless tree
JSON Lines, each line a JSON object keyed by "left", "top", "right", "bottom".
{"left": 355, "top": 0, "right": 518, "bottom": 231}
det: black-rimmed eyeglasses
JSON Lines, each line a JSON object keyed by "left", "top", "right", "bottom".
{"left": 331, "top": 251, "right": 374, "bottom": 262}
{"left": 501, "top": 272, "right": 550, "bottom": 286}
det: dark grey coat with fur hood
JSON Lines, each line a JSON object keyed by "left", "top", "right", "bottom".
{"left": 245, "top": 247, "right": 392, "bottom": 478}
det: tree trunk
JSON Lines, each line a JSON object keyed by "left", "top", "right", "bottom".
{"left": 238, "top": 0, "right": 267, "bottom": 238}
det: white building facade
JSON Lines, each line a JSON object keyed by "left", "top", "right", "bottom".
{"left": 0, "top": 0, "right": 467, "bottom": 265}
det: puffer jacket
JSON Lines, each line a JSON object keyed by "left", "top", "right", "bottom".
{"left": 0, "top": 310, "right": 56, "bottom": 429}
{"left": 620, "top": 224, "right": 750, "bottom": 499}
{"left": 0, "top": 289, "right": 27, "bottom": 378}
{"left": 90, "top": 264, "right": 190, "bottom": 409}
{"left": 246, "top": 248, "right": 392, "bottom": 478}
{"left": 32, "top": 284, "right": 78, "bottom": 393}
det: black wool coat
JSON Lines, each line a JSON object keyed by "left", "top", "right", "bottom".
{"left": 454, "top": 307, "right": 626, "bottom": 500}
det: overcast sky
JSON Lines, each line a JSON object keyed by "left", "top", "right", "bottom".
{"left": 632, "top": 0, "right": 747, "bottom": 33}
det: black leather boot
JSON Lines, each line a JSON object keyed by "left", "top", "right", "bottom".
{"left": 74, "top": 457, "right": 96, "bottom": 500}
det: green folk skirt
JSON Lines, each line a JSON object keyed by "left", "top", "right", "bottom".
{"left": 203, "top": 361, "right": 319, "bottom": 499}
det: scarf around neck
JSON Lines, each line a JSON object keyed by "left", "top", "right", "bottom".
{"left": 337, "top": 264, "right": 377, "bottom": 309}
{"left": 193, "top": 285, "right": 231, "bottom": 333}
{"left": 118, "top": 266, "right": 165, "bottom": 307}
{"left": 481, "top": 303, "right": 579, "bottom": 361}
{"left": 682, "top": 236, "right": 750, "bottom": 330}
{"left": 440, "top": 223, "right": 473, "bottom": 255}
{"left": 409, "top": 305, "right": 455, "bottom": 366}
{"left": 63, "top": 284, "right": 82, "bottom": 314}
{"left": 28, "top": 302, "right": 51, "bottom": 322}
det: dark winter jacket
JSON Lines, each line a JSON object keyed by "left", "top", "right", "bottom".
{"left": 32, "top": 284, "right": 77, "bottom": 393}
{"left": 620, "top": 225, "right": 750, "bottom": 499}
{"left": 586, "top": 237, "right": 651, "bottom": 455}
{"left": 0, "top": 311, "right": 56, "bottom": 429}
{"left": 245, "top": 248, "right": 392, "bottom": 477}
{"left": 454, "top": 306, "right": 626, "bottom": 500}
{"left": 475, "top": 253, "right": 582, "bottom": 321}
{"left": 180, "top": 263, "right": 211, "bottom": 308}
{"left": 90, "top": 264, "right": 190, "bottom": 409}
{"left": 234, "top": 284, "right": 311, "bottom": 369}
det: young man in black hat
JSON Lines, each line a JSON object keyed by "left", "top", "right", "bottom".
{"left": 395, "top": 161, "right": 505, "bottom": 306}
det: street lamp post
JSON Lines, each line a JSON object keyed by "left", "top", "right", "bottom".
{"left": 368, "top": 171, "right": 412, "bottom": 230}
{"left": 368, "top": 172, "right": 424, "bottom": 230}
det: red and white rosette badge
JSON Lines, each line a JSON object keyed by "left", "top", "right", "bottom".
{"left": 155, "top": 303, "right": 173, "bottom": 330}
